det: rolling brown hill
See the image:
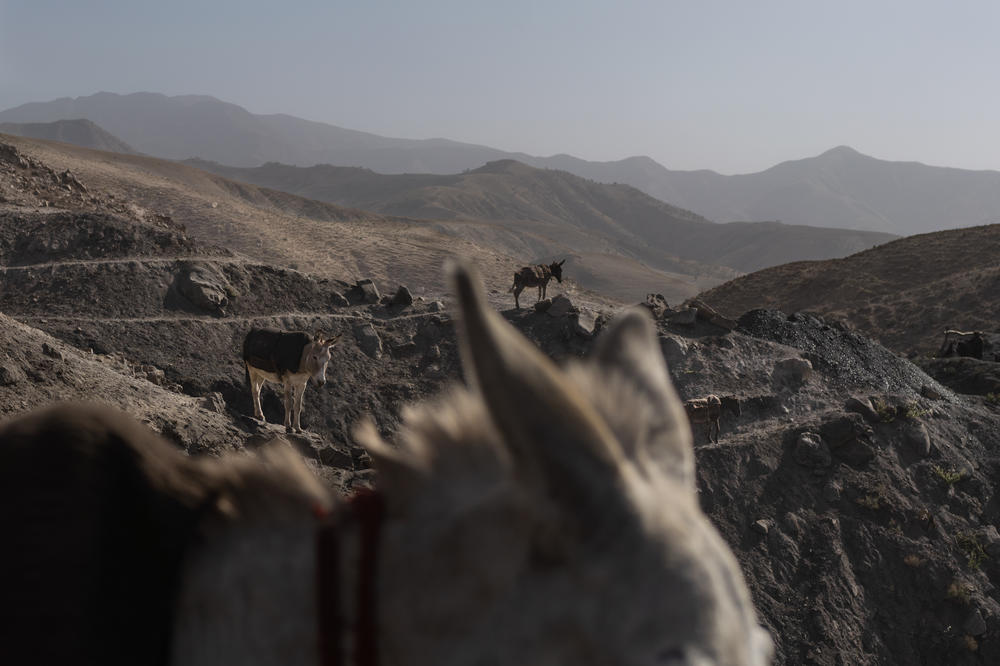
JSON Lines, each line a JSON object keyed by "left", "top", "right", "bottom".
{"left": 0, "top": 133, "right": 731, "bottom": 304}
{"left": 698, "top": 224, "right": 1000, "bottom": 354}
{"left": 187, "top": 157, "right": 896, "bottom": 275}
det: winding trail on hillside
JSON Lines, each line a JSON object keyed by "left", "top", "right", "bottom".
{"left": 0, "top": 255, "right": 245, "bottom": 272}
{"left": 14, "top": 310, "right": 449, "bottom": 325}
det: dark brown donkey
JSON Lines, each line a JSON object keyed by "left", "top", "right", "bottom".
{"left": 508, "top": 259, "right": 565, "bottom": 309}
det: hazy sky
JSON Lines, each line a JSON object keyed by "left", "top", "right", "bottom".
{"left": 1, "top": 0, "right": 998, "bottom": 174}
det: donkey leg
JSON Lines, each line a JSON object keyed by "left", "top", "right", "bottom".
{"left": 283, "top": 383, "right": 294, "bottom": 431}
{"left": 513, "top": 284, "right": 523, "bottom": 309}
{"left": 293, "top": 383, "right": 305, "bottom": 432}
{"left": 250, "top": 372, "right": 266, "bottom": 421}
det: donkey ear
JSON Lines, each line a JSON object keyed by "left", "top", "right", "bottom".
{"left": 449, "top": 261, "right": 627, "bottom": 529}
{"left": 558, "top": 259, "right": 566, "bottom": 266}
{"left": 590, "top": 309, "right": 695, "bottom": 490}
{"left": 325, "top": 334, "right": 342, "bottom": 347}
{"left": 313, "top": 330, "right": 324, "bottom": 342}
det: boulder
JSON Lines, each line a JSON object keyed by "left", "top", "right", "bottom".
{"left": 793, "top": 432, "right": 832, "bottom": 468}
{"left": 667, "top": 307, "right": 698, "bottom": 326}
{"left": 546, "top": 294, "right": 575, "bottom": 318}
{"left": 390, "top": 286, "right": 413, "bottom": 307}
{"left": 354, "top": 323, "right": 382, "bottom": 359}
{"left": 176, "top": 262, "right": 232, "bottom": 312}
{"left": 641, "top": 293, "right": 670, "bottom": 319}
{"left": 573, "top": 309, "right": 599, "bottom": 337}
{"left": 774, "top": 357, "right": 813, "bottom": 388}
{"left": 353, "top": 279, "right": 381, "bottom": 304}
{"left": 534, "top": 299, "right": 552, "bottom": 313}
{"left": 845, "top": 396, "right": 880, "bottom": 423}
{"left": 199, "top": 392, "right": 227, "bottom": 414}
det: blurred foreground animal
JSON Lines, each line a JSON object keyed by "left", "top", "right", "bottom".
{"left": 684, "top": 394, "right": 742, "bottom": 444}
{"left": 0, "top": 263, "right": 772, "bottom": 666}
{"left": 509, "top": 259, "right": 565, "bottom": 309}
{"left": 243, "top": 328, "right": 341, "bottom": 432}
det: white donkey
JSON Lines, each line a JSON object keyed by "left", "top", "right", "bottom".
{"left": 1, "top": 262, "right": 772, "bottom": 666}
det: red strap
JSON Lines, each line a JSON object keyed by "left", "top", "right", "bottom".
{"left": 316, "top": 490, "right": 385, "bottom": 666}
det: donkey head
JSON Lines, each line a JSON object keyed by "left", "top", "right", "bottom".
{"left": 357, "top": 263, "right": 772, "bottom": 666}
{"left": 549, "top": 258, "right": 566, "bottom": 283}
{"left": 304, "top": 332, "right": 342, "bottom": 387}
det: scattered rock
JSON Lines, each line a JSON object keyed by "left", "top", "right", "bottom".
{"left": 752, "top": 519, "right": 773, "bottom": 535}
{"left": 641, "top": 293, "right": 670, "bottom": 319}
{"left": 0, "top": 362, "right": 26, "bottom": 386}
{"left": 920, "top": 384, "right": 943, "bottom": 400}
{"left": 41, "top": 342, "right": 63, "bottom": 361}
{"left": 684, "top": 298, "right": 737, "bottom": 329}
{"left": 794, "top": 431, "right": 832, "bottom": 468}
{"left": 352, "top": 279, "right": 381, "bottom": 304}
{"left": 774, "top": 357, "right": 813, "bottom": 388}
{"left": 573, "top": 309, "right": 598, "bottom": 337}
{"left": 330, "top": 291, "right": 349, "bottom": 307}
{"left": 143, "top": 365, "right": 166, "bottom": 386}
{"left": 821, "top": 413, "right": 878, "bottom": 467}
{"left": 845, "top": 396, "right": 880, "bottom": 423}
{"left": 199, "top": 392, "right": 226, "bottom": 414}
{"left": 667, "top": 307, "right": 698, "bottom": 326}
{"left": 390, "top": 285, "right": 413, "bottom": 307}
{"left": 823, "top": 480, "right": 842, "bottom": 502}
{"left": 427, "top": 300, "right": 445, "bottom": 313}
{"left": 424, "top": 344, "right": 441, "bottom": 361}
{"left": 902, "top": 421, "right": 932, "bottom": 457}
{"left": 354, "top": 323, "right": 382, "bottom": 359}
{"left": 318, "top": 446, "right": 353, "bottom": 469}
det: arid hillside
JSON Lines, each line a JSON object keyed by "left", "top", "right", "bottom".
{"left": 0, "top": 133, "right": 718, "bottom": 304}
{"left": 190, "top": 157, "right": 896, "bottom": 274}
{"left": 698, "top": 225, "right": 1000, "bottom": 354}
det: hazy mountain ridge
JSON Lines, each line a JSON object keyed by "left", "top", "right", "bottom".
{"left": 6, "top": 93, "right": 1000, "bottom": 235}
{"left": 188, "top": 157, "right": 896, "bottom": 275}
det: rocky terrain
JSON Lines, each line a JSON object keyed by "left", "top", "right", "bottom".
{"left": 2, "top": 138, "right": 1000, "bottom": 663}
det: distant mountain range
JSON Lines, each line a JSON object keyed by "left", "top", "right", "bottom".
{"left": 187, "top": 157, "right": 895, "bottom": 275}
{"left": 4, "top": 92, "right": 1000, "bottom": 235}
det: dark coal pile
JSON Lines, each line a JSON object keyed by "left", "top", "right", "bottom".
{"left": 738, "top": 309, "right": 940, "bottom": 396}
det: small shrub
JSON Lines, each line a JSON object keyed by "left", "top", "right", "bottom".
{"left": 871, "top": 397, "right": 896, "bottom": 423}
{"left": 946, "top": 580, "right": 972, "bottom": 604}
{"left": 903, "top": 554, "right": 924, "bottom": 568}
{"left": 964, "top": 634, "right": 979, "bottom": 652}
{"left": 855, "top": 494, "right": 881, "bottom": 510}
{"left": 902, "top": 401, "right": 928, "bottom": 419}
{"left": 933, "top": 465, "right": 964, "bottom": 486}
{"left": 956, "top": 531, "right": 988, "bottom": 570}
{"left": 985, "top": 392, "right": 1000, "bottom": 406}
